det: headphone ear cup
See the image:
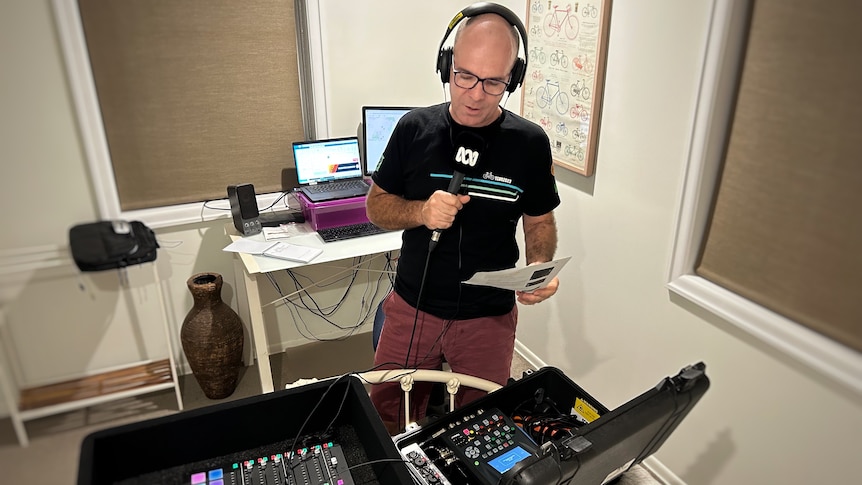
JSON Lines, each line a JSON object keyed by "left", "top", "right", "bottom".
{"left": 437, "top": 47, "right": 453, "bottom": 85}
{"left": 508, "top": 57, "right": 526, "bottom": 93}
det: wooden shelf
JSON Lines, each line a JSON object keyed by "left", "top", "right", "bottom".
{"left": 18, "top": 359, "right": 174, "bottom": 411}
{"left": 0, "top": 263, "right": 184, "bottom": 447}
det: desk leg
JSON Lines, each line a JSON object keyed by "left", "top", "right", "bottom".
{"left": 237, "top": 264, "right": 275, "bottom": 393}
{"left": 232, "top": 258, "right": 253, "bottom": 366}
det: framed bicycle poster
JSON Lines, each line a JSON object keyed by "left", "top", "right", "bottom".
{"left": 520, "top": 0, "right": 612, "bottom": 176}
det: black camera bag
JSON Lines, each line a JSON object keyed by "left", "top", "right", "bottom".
{"left": 69, "top": 220, "right": 159, "bottom": 272}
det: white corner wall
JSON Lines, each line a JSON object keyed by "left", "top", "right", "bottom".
{"left": 1, "top": 1, "right": 860, "bottom": 483}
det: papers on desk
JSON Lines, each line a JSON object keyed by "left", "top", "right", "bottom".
{"left": 262, "top": 224, "right": 315, "bottom": 241}
{"left": 223, "top": 238, "right": 323, "bottom": 263}
{"left": 462, "top": 257, "right": 571, "bottom": 292}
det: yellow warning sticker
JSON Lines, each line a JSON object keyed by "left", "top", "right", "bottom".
{"left": 574, "top": 397, "right": 600, "bottom": 423}
{"left": 448, "top": 12, "right": 464, "bottom": 30}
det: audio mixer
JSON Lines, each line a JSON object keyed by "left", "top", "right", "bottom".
{"left": 119, "top": 440, "right": 355, "bottom": 485}
{"left": 79, "top": 376, "right": 416, "bottom": 484}
{"left": 400, "top": 408, "right": 539, "bottom": 485}
{"left": 189, "top": 441, "right": 353, "bottom": 485}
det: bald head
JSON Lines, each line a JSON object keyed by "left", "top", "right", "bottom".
{"left": 452, "top": 13, "right": 520, "bottom": 72}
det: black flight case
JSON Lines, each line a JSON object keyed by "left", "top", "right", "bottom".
{"left": 393, "top": 362, "right": 710, "bottom": 485}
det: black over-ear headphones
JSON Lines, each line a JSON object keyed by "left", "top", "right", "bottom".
{"left": 435, "top": 2, "right": 528, "bottom": 94}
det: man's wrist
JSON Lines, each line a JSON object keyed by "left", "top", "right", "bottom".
{"left": 417, "top": 200, "right": 429, "bottom": 228}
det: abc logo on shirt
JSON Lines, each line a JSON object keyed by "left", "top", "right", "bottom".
{"left": 455, "top": 146, "right": 479, "bottom": 167}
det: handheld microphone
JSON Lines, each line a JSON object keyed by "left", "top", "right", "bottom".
{"left": 429, "top": 130, "right": 485, "bottom": 250}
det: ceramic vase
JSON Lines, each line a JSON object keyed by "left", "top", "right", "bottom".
{"left": 180, "top": 272, "right": 244, "bottom": 399}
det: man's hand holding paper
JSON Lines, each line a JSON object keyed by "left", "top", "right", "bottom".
{"left": 462, "top": 257, "right": 571, "bottom": 305}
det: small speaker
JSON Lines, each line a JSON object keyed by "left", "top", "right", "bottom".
{"left": 227, "top": 184, "right": 262, "bottom": 235}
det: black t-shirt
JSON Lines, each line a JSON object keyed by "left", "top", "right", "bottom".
{"left": 372, "top": 103, "right": 560, "bottom": 319}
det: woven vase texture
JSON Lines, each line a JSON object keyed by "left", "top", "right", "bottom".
{"left": 181, "top": 272, "right": 245, "bottom": 399}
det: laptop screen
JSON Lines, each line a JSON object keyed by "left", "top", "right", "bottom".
{"left": 361, "top": 106, "right": 414, "bottom": 174}
{"left": 292, "top": 137, "right": 363, "bottom": 185}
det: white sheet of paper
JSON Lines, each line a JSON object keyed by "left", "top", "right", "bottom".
{"left": 222, "top": 239, "right": 322, "bottom": 263}
{"left": 462, "top": 257, "right": 572, "bottom": 292}
{"left": 262, "top": 224, "right": 315, "bottom": 240}
{"left": 223, "top": 238, "right": 274, "bottom": 255}
{"left": 261, "top": 242, "right": 322, "bottom": 263}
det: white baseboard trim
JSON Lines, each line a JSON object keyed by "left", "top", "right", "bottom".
{"left": 513, "top": 340, "right": 685, "bottom": 485}
{"left": 641, "top": 456, "right": 685, "bottom": 484}
{"left": 513, "top": 339, "right": 547, "bottom": 369}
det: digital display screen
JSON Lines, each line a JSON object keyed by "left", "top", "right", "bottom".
{"left": 362, "top": 107, "right": 412, "bottom": 174}
{"left": 487, "top": 446, "right": 531, "bottom": 474}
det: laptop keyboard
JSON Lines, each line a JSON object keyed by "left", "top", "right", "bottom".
{"left": 317, "top": 222, "right": 388, "bottom": 242}
{"left": 303, "top": 180, "right": 368, "bottom": 194}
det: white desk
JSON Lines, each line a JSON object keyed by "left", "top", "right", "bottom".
{"left": 225, "top": 223, "right": 402, "bottom": 392}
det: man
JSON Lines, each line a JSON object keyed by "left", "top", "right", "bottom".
{"left": 366, "top": 6, "right": 560, "bottom": 433}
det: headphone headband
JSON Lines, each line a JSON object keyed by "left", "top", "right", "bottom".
{"left": 436, "top": 2, "right": 529, "bottom": 93}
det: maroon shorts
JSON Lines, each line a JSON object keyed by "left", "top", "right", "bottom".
{"left": 369, "top": 291, "right": 517, "bottom": 429}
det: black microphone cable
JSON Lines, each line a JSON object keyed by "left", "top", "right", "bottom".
{"left": 402, "top": 248, "right": 433, "bottom": 371}
{"left": 392, "top": 128, "right": 486, "bottom": 430}
{"left": 397, "top": 226, "right": 464, "bottom": 430}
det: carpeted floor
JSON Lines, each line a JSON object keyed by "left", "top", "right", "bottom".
{"left": 0, "top": 336, "right": 660, "bottom": 484}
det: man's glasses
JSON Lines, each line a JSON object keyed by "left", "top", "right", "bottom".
{"left": 452, "top": 71, "right": 509, "bottom": 96}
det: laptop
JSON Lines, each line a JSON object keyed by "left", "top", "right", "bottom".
{"left": 292, "top": 136, "right": 370, "bottom": 203}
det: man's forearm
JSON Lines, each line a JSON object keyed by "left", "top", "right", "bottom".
{"left": 523, "top": 213, "right": 557, "bottom": 264}
{"left": 366, "top": 191, "right": 425, "bottom": 230}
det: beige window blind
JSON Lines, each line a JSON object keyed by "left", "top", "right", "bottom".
{"left": 77, "top": 0, "right": 305, "bottom": 210}
{"left": 697, "top": 0, "right": 862, "bottom": 352}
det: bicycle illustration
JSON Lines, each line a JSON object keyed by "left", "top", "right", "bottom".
{"left": 530, "top": 69, "right": 544, "bottom": 82}
{"left": 571, "top": 126, "right": 588, "bottom": 143}
{"left": 529, "top": 46, "right": 546, "bottom": 65}
{"left": 570, "top": 79, "right": 591, "bottom": 100}
{"left": 573, "top": 54, "right": 595, "bottom": 74}
{"left": 536, "top": 79, "right": 570, "bottom": 116}
{"left": 531, "top": 0, "right": 544, "bottom": 14}
{"left": 550, "top": 49, "right": 568, "bottom": 68}
{"left": 555, "top": 122, "right": 568, "bottom": 136}
{"left": 543, "top": 4, "right": 580, "bottom": 40}
{"left": 539, "top": 116, "right": 552, "bottom": 129}
{"left": 581, "top": 3, "right": 598, "bottom": 18}
{"left": 570, "top": 103, "right": 590, "bottom": 122}
{"left": 565, "top": 144, "right": 585, "bottom": 161}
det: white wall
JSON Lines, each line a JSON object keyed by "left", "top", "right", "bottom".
{"left": 1, "top": 1, "right": 860, "bottom": 483}
{"left": 318, "top": 0, "right": 526, "bottom": 137}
